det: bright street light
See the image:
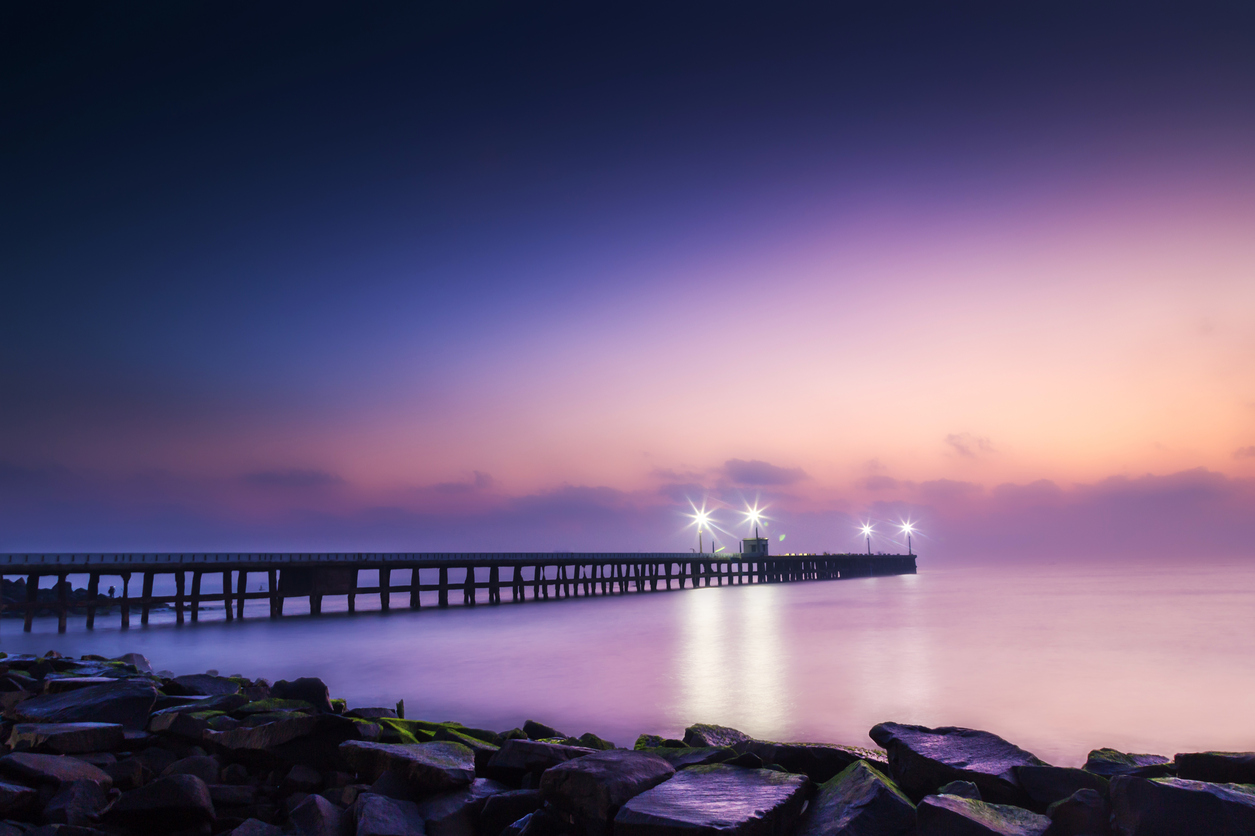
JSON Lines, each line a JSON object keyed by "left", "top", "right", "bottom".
{"left": 860, "top": 523, "right": 874, "bottom": 555}
{"left": 899, "top": 521, "right": 916, "bottom": 556}
{"left": 743, "top": 504, "right": 765, "bottom": 539}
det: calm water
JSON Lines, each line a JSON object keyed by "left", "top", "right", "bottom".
{"left": 5, "top": 558, "right": 1254, "bottom": 766}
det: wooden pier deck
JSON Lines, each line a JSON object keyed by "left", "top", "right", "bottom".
{"left": 0, "top": 552, "right": 917, "bottom": 633}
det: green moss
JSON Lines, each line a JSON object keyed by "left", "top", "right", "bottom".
{"left": 376, "top": 718, "right": 437, "bottom": 744}
{"left": 635, "top": 734, "right": 666, "bottom": 750}
{"left": 330, "top": 699, "right": 347, "bottom": 714}
{"left": 236, "top": 698, "right": 315, "bottom": 714}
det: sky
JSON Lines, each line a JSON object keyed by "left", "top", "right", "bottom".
{"left": 3, "top": 2, "right": 1254, "bottom": 560}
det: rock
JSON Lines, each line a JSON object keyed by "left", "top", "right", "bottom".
{"left": 270, "top": 678, "right": 334, "bottom": 714}
{"left": 43, "top": 780, "right": 109, "bottom": 826}
{"left": 108, "top": 774, "right": 216, "bottom": 831}
{"left": 486, "top": 740, "right": 598, "bottom": 783}
{"left": 640, "top": 747, "right": 737, "bottom": 770}
{"left": 416, "top": 778, "right": 510, "bottom": 836}
{"left": 0, "top": 753, "right": 113, "bottom": 790}
{"left": 43, "top": 677, "right": 117, "bottom": 693}
{"left": 614, "top": 764, "right": 810, "bottom": 836}
{"left": 282, "top": 764, "right": 324, "bottom": 794}
{"left": 939, "top": 781, "right": 983, "bottom": 800}
{"left": 352, "top": 792, "right": 425, "bottom": 836}
{"left": 348, "top": 708, "right": 399, "bottom": 720}
{"left": 917, "top": 794, "right": 1051, "bottom": 835}
{"left": 230, "top": 819, "right": 284, "bottom": 836}
{"left": 724, "top": 753, "right": 764, "bottom": 770}
{"left": 130, "top": 746, "right": 179, "bottom": 776}
{"left": 1109, "top": 775, "right": 1255, "bottom": 836}
{"left": 795, "top": 760, "right": 915, "bottom": 836}
{"left": 434, "top": 727, "right": 501, "bottom": 772}
{"left": 8, "top": 723, "right": 124, "bottom": 755}
{"left": 524, "top": 721, "right": 566, "bottom": 741}
{"left": 868, "top": 723, "right": 1046, "bottom": 805}
{"left": 576, "top": 733, "right": 616, "bottom": 751}
{"left": 1173, "top": 752, "right": 1255, "bottom": 784}
{"left": 1012, "top": 766, "right": 1109, "bottom": 811}
{"left": 481, "top": 789, "right": 543, "bottom": 836}
{"left": 208, "top": 784, "right": 259, "bottom": 806}
{"left": 163, "top": 754, "right": 222, "bottom": 784}
{"left": 0, "top": 779, "right": 38, "bottom": 817}
{"left": 340, "top": 741, "right": 476, "bottom": 793}
{"left": 148, "top": 710, "right": 213, "bottom": 740}
{"left": 288, "top": 793, "right": 344, "bottom": 836}
{"left": 1083, "top": 750, "right": 1172, "bottom": 779}
{"left": 541, "top": 750, "right": 675, "bottom": 834}
{"left": 111, "top": 654, "right": 153, "bottom": 674}
{"left": 7, "top": 680, "right": 157, "bottom": 730}
{"left": 101, "top": 759, "right": 144, "bottom": 791}
{"left": 1045, "top": 788, "right": 1111, "bottom": 836}
{"left": 167, "top": 674, "right": 241, "bottom": 697}
{"left": 682, "top": 724, "right": 751, "bottom": 750}
{"left": 742, "top": 741, "right": 888, "bottom": 783}
{"left": 204, "top": 715, "right": 322, "bottom": 755}
{"left": 635, "top": 736, "right": 668, "bottom": 750}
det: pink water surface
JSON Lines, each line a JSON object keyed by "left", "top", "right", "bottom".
{"left": 6, "top": 558, "right": 1254, "bottom": 766}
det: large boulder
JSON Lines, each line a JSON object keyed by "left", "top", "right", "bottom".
{"left": 916, "top": 794, "right": 1051, "bottom": 836}
{"left": 742, "top": 741, "right": 888, "bottom": 783}
{"left": 416, "top": 778, "right": 511, "bottom": 836}
{"left": 541, "top": 750, "right": 675, "bottom": 834}
{"left": 8, "top": 722, "right": 124, "bottom": 754}
{"left": 204, "top": 714, "right": 323, "bottom": 756}
{"left": 1174, "top": 752, "right": 1255, "bottom": 784}
{"left": 43, "top": 778, "right": 111, "bottom": 826}
{"left": 683, "top": 724, "right": 751, "bottom": 750}
{"left": 1045, "top": 788, "right": 1111, "bottom": 836}
{"left": 0, "top": 753, "right": 113, "bottom": 790}
{"left": 868, "top": 723, "right": 1045, "bottom": 805}
{"left": 486, "top": 739, "right": 598, "bottom": 783}
{"left": 1109, "top": 775, "right": 1255, "bottom": 836}
{"left": 107, "top": 773, "right": 217, "bottom": 831}
{"left": 1083, "top": 750, "right": 1172, "bottom": 779}
{"left": 288, "top": 792, "right": 344, "bottom": 836}
{"left": 1012, "top": 766, "right": 1109, "bottom": 810}
{"left": 270, "top": 678, "right": 335, "bottom": 714}
{"left": 0, "top": 779, "right": 37, "bottom": 818}
{"left": 6, "top": 679, "right": 157, "bottom": 730}
{"left": 167, "top": 674, "right": 242, "bottom": 697}
{"left": 640, "top": 747, "right": 738, "bottom": 770}
{"left": 795, "top": 760, "right": 914, "bottom": 836}
{"left": 524, "top": 720, "right": 566, "bottom": 741}
{"left": 614, "top": 764, "right": 809, "bottom": 836}
{"left": 352, "top": 792, "right": 425, "bottom": 836}
{"left": 481, "top": 789, "right": 543, "bottom": 836}
{"left": 341, "top": 740, "right": 476, "bottom": 793}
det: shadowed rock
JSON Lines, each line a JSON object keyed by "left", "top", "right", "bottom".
{"left": 743, "top": 742, "right": 887, "bottom": 782}
{"left": 108, "top": 773, "right": 216, "bottom": 831}
{"left": 0, "top": 779, "right": 37, "bottom": 818}
{"left": 7, "top": 680, "right": 157, "bottom": 730}
{"left": 8, "top": 723, "right": 124, "bottom": 754}
{"left": 1083, "top": 750, "right": 1172, "bottom": 779}
{"left": 167, "top": 674, "right": 242, "bottom": 697}
{"left": 1109, "top": 775, "right": 1255, "bottom": 836}
{"left": 614, "top": 764, "right": 809, "bottom": 836}
{"left": 231, "top": 819, "right": 284, "bottom": 836}
{"left": 352, "top": 792, "right": 425, "bottom": 836}
{"left": 270, "top": 678, "right": 334, "bottom": 714}
{"left": 638, "top": 747, "right": 737, "bottom": 770}
{"left": 939, "top": 781, "right": 982, "bottom": 800}
{"left": 1013, "top": 766, "right": 1108, "bottom": 811}
{"left": 0, "top": 753, "right": 113, "bottom": 790}
{"left": 869, "top": 723, "right": 1045, "bottom": 805}
{"left": 288, "top": 793, "right": 344, "bottom": 836}
{"left": 682, "top": 725, "right": 751, "bottom": 750}
{"left": 417, "top": 778, "right": 510, "bottom": 836}
{"left": 1044, "top": 788, "right": 1111, "bottom": 836}
{"left": 486, "top": 739, "right": 598, "bottom": 783}
{"left": 434, "top": 727, "right": 500, "bottom": 772}
{"left": 541, "top": 750, "right": 675, "bottom": 834}
{"left": 481, "top": 789, "right": 543, "bottom": 836}
{"left": 44, "top": 779, "right": 110, "bottom": 826}
{"left": 916, "top": 794, "right": 1050, "bottom": 836}
{"left": 524, "top": 720, "right": 566, "bottom": 741}
{"left": 795, "top": 761, "right": 914, "bottom": 836}
{"left": 341, "top": 740, "right": 476, "bottom": 793}
{"left": 163, "top": 754, "right": 222, "bottom": 784}
{"left": 1173, "top": 752, "right": 1255, "bottom": 784}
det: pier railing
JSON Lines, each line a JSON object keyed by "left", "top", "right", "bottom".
{"left": 0, "top": 552, "right": 916, "bottom": 633}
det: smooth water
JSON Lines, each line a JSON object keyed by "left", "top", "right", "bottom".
{"left": 5, "top": 559, "right": 1254, "bottom": 766}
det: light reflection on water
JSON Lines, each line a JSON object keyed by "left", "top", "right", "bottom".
{"left": 4, "top": 558, "right": 1255, "bottom": 766}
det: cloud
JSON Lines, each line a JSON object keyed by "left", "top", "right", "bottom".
{"left": 918, "top": 479, "right": 982, "bottom": 500}
{"left": 723, "top": 459, "right": 807, "bottom": 486}
{"left": 433, "top": 471, "right": 494, "bottom": 493}
{"left": 649, "top": 467, "right": 707, "bottom": 482}
{"left": 243, "top": 469, "right": 345, "bottom": 489}
{"left": 945, "top": 433, "right": 995, "bottom": 458}
{"left": 859, "top": 474, "right": 903, "bottom": 491}
{"left": 1234, "top": 446, "right": 1255, "bottom": 459}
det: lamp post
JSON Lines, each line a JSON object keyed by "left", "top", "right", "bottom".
{"left": 861, "top": 523, "right": 873, "bottom": 555}
{"left": 899, "top": 522, "right": 915, "bottom": 556}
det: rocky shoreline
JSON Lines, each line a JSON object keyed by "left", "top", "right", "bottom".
{"left": 0, "top": 652, "right": 1248, "bottom": 835}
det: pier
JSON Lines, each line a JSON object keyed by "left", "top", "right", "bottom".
{"left": 0, "top": 552, "right": 916, "bottom": 633}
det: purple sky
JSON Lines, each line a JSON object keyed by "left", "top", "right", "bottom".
{"left": 4, "top": 3, "right": 1255, "bottom": 561}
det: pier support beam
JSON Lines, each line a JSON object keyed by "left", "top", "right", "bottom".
{"left": 121, "top": 573, "right": 131, "bottom": 629}
{"left": 190, "top": 572, "right": 202, "bottom": 622}
{"left": 408, "top": 568, "right": 420, "bottom": 610}
{"left": 175, "top": 571, "right": 186, "bottom": 625}
{"left": 141, "top": 572, "right": 154, "bottom": 626}
{"left": 269, "top": 569, "right": 281, "bottom": 618}
{"left": 86, "top": 573, "right": 100, "bottom": 629}
{"left": 57, "top": 574, "right": 68, "bottom": 633}
{"left": 380, "top": 567, "right": 391, "bottom": 612}
{"left": 236, "top": 571, "right": 247, "bottom": 619}
{"left": 223, "top": 571, "right": 233, "bottom": 620}
{"left": 348, "top": 569, "right": 357, "bottom": 613}
{"left": 23, "top": 574, "right": 36, "bottom": 633}
{"left": 438, "top": 568, "right": 449, "bottom": 608}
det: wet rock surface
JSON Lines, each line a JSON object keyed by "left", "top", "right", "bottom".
{"left": 1044, "top": 788, "right": 1111, "bottom": 836}
{"left": 1109, "top": 775, "right": 1255, "bottom": 836}
{"left": 614, "top": 764, "right": 810, "bottom": 836}
{"left": 1012, "top": 766, "right": 1108, "bottom": 811}
{"left": 869, "top": 723, "right": 1046, "bottom": 805}
{"left": 541, "top": 750, "right": 675, "bottom": 833}
{"left": 7, "top": 680, "right": 157, "bottom": 730}
{"left": 8, "top": 723, "right": 124, "bottom": 755}
{"left": 340, "top": 740, "right": 476, "bottom": 793}
{"left": 1082, "top": 750, "right": 1172, "bottom": 779}
{"left": 1172, "top": 751, "right": 1255, "bottom": 784}
{"left": 794, "top": 761, "right": 914, "bottom": 836}
{"left": 916, "top": 794, "right": 1051, "bottom": 836}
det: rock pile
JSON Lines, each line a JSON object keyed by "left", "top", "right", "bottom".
{"left": 0, "top": 651, "right": 1249, "bottom": 835}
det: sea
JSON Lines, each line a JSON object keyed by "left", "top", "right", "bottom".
{"left": 4, "top": 557, "right": 1254, "bottom": 766}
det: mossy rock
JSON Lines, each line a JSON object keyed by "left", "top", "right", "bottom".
{"left": 330, "top": 698, "right": 347, "bottom": 714}
{"left": 501, "top": 728, "right": 529, "bottom": 741}
{"left": 636, "top": 735, "right": 667, "bottom": 750}
{"left": 376, "top": 718, "right": 439, "bottom": 744}
{"left": 235, "top": 698, "right": 316, "bottom": 715}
